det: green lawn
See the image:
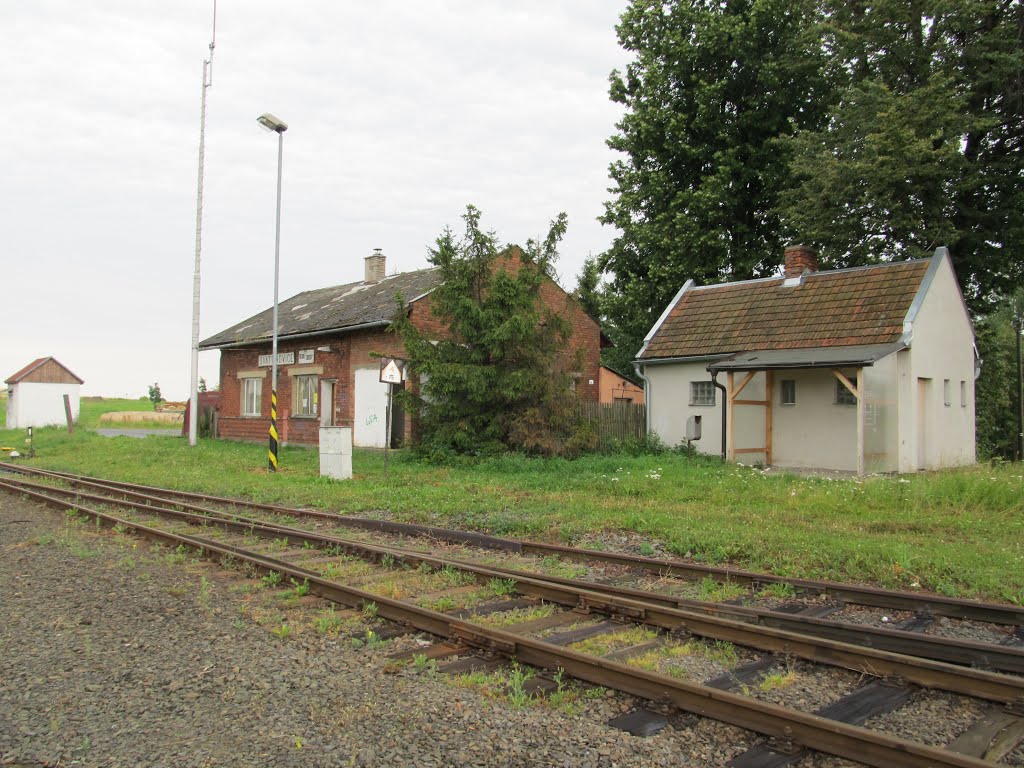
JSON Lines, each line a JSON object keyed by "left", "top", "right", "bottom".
{"left": 1, "top": 414, "right": 1021, "bottom": 604}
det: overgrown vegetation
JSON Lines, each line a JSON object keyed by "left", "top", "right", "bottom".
{"left": 975, "top": 291, "right": 1024, "bottom": 459}
{"left": 4, "top": 421, "right": 1022, "bottom": 603}
{"left": 391, "top": 205, "right": 595, "bottom": 459}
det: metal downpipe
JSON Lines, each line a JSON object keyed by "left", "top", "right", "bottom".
{"left": 711, "top": 370, "right": 727, "bottom": 461}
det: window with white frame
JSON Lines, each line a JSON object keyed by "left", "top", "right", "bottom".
{"left": 835, "top": 374, "right": 857, "bottom": 405}
{"left": 960, "top": 380, "right": 967, "bottom": 407}
{"left": 943, "top": 379, "right": 952, "bottom": 406}
{"left": 293, "top": 375, "right": 318, "bottom": 417}
{"left": 242, "top": 377, "right": 262, "bottom": 416}
{"left": 780, "top": 379, "right": 796, "bottom": 405}
{"left": 690, "top": 380, "right": 716, "bottom": 406}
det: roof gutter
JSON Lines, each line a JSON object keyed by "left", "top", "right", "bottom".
{"left": 199, "top": 320, "right": 391, "bottom": 351}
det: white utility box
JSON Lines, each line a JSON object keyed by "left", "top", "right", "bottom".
{"left": 319, "top": 426, "right": 352, "bottom": 480}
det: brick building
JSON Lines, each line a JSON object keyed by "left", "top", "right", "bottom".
{"left": 199, "top": 249, "right": 602, "bottom": 448}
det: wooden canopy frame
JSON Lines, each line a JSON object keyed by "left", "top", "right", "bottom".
{"left": 726, "top": 367, "right": 865, "bottom": 474}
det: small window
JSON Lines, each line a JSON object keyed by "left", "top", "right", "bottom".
{"left": 690, "top": 380, "right": 716, "bottom": 406}
{"left": 294, "top": 375, "right": 318, "bottom": 417}
{"left": 780, "top": 379, "right": 796, "bottom": 405}
{"left": 943, "top": 379, "right": 951, "bottom": 407}
{"left": 960, "top": 380, "right": 967, "bottom": 407}
{"left": 242, "top": 378, "right": 262, "bottom": 416}
{"left": 835, "top": 374, "right": 857, "bottom": 406}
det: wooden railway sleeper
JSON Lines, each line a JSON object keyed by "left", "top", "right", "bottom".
{"left": 1007, "top": 696, "right": 1024, "bottom": 717}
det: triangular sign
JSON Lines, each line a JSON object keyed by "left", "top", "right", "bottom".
{"left": 379, "top": 358, "right": 404, "bottom": 384}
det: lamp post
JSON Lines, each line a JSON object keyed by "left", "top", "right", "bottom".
{"left": 257, "top": 112, "right": 287, "bottom": 472}
{"left": 1015, "top": 301, "right": 1023, "bottom": 462}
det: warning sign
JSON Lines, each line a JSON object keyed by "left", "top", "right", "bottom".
{"left": 379, "top": 357, "right": 405, "bottom": 384}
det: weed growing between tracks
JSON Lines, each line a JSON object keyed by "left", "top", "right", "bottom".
{"left": 5, "top": 423, "right": 1024, "bottom": 603}
{"left": 440, "top": 662, "right": 605, "bottom": 715}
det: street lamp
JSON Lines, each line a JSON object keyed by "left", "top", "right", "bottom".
{"left": 257, "top": 112, "right": 287, "bottom": 472}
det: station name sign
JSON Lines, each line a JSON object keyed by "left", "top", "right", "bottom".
{"left": 258, "top": 352, "right": 295, "bottom": 367}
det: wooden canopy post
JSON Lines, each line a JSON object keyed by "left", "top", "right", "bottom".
{"left": 727, "top": 371, "right": 771, "bottom": 465}
{"left": 856, "top": 369, "right": 864, "bottom": 474}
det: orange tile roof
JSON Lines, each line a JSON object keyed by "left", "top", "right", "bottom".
{"left": 640, "top": 260, "right": 932, "bottom": 360}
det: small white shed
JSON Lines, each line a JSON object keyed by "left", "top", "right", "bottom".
{"left": 636, "top": 246, "right": 978, "bottom": 474}
{"left": 5, "top": 357, "right": 84, "bottom": 429}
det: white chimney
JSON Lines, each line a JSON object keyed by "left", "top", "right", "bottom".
{"left": 364, "top": 248, "right": 386, "bottom": 283}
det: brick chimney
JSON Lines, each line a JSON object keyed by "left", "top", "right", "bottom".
{"left": 364, "top": 249, "right": 386, "bottom": 283}
{"left": 784, "top": 244, "right": 818, "bottom": 278}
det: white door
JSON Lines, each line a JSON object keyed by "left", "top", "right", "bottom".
{"left": 917, "top": 378, "right": 930, "bottom": 470}
{"left": 354, "top": 368, "right": 388, "bottom": 448}
{"left": 319, "top": 380, "right": 335, "bottom": 427}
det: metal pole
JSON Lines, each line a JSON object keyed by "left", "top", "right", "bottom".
{"left": 384, "top": 383, "right": 392, "bottom": 478}
{"left": 1016, "top": 308, "right": 1023, "bottom": 462}
{"left": 268, "top": 129, "right": 284, "bottom": 472}
{"left": 189, "top": 5, "right": 216, "bottom": 448}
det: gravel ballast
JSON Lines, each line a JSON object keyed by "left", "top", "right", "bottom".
{"left": 0, "top": 495, "right": 757, "bottom": 767}
{"left": 2, "top": 492, "right": 1012, "bottom": 767}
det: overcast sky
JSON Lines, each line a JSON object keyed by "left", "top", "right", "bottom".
{"left": 3, "top": 1, "right": 631, "bottom": 400}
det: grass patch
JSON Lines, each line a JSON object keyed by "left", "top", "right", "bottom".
{"left": 569, "top": 626, "right": 658, "bottom": 657}
{"left": 697, "top": 576, "right": 749, "bottom": 603}
{"left": 6, "top": 423, "right": 1023, "bottom": 603}
{"left": 755, "top": 668, "right": 797, "bottom": 692}
{"left": 629, "top": 639, "right": 739, "bottom": 674}
{"left": 475, "top": 602, "right": 556, "bottom": 628}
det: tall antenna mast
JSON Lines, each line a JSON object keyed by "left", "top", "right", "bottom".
{"left": 189, "top": 0, "right": 216, "bottom": 447}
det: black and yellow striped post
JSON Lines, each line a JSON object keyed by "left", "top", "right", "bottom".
{"left": 268, "top": 389, "right": 279, "bottom": 472}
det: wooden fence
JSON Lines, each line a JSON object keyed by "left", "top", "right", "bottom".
{"left": 578, "top": 401, "right": 647, "bottom": 445}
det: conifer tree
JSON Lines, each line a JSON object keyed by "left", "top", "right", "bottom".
{"left": 391, "top": 206, "right": 594, "bottom": 458}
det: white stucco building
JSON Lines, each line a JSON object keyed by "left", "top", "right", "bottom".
{"left": 635, "top": 246, "right": 978, "bottom": 474}
{"left": 5, "top": 357, "right": 84, "bottom": 429}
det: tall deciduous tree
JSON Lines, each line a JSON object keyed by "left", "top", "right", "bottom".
{"left": 600, "top": 0, "right": 832, "bottom": 366}
{"left": 391, "top": 206, "right": 593, "bottom": 459}
{"left": 974, "top": 290, "right": 1024, "bottom": 458}
{"left": 777, "top": 0, "right": 1024, "bottom": 308}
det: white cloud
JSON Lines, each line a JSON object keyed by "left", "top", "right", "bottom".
{"left": 2, "top": 0, "right": 630, "bottom": 399}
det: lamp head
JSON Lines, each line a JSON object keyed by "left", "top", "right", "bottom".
{"left": 257, "top": 113, "right": 288, "bottom": 133}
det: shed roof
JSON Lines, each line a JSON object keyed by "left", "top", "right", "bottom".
{"left": 639, "top": 259, "right": 932, "bottom": 361}
{"left": 5, "top": 357, "right": 84, "bottom": 385}
{"left": 199, "top": 268, "right": 443, "bottom": 350}
{"left": 708, "top": 342, "right": 907, "bottom": 372}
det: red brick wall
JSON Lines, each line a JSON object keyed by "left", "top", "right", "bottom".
{"left": 215, "top": 261, "right": 600, "bottom": 445}
{"left": 217, "top": 329, "right": 410, "bottom": 446}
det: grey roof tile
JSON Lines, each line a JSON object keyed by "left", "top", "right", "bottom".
{"left": 199, "top": 268, "right": 442, "bottom": 349}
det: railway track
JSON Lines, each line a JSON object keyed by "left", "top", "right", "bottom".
{"left": 5, "top": 463, "right": 1020, "bottom": 628}
{"left": 2, "top": 466, "right": 1023, "bottom": 767}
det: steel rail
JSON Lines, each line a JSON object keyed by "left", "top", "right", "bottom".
{"left": 6, "top": 469, "right": 1024, "bottom": 676}
{"left": 4, "top": 462, "right": 1019, "bottom": 626}
{"left": 1, "top": 479, "right": 1002, "bottom": 768}
{"left": 4, "top": 475, "right": 1023, "bottom": 705}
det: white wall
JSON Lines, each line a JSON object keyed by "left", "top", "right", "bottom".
{"left": 7, "top": 382, "right": 80, "bottom": 428}
{"left": 771, "top": 369, "right": 859, "bottom": 471}
{"left": 647, "top": 363, "right": 877, "bottom": 472}
{"left": 902, "top": 257, "right": 977, "bottom": 471}
{"left": 645, "top": 361, "right": 724, "bottom": 454}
